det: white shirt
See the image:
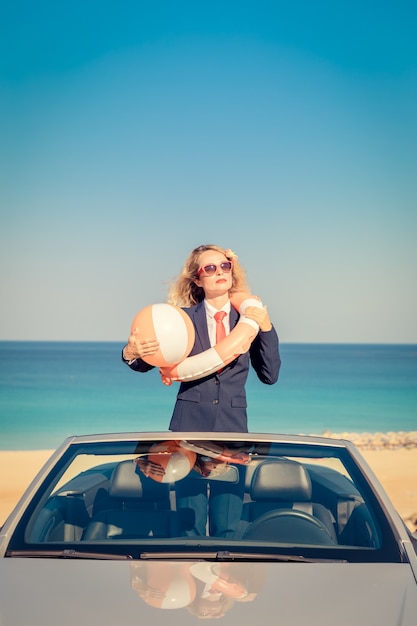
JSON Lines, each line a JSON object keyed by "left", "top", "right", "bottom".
{"left": 204, "top": 300, "right": 231, "bottom": 347}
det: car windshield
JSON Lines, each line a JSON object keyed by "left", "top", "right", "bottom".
{"left": 5, "top": 436, "right": 401, "bottom": 563}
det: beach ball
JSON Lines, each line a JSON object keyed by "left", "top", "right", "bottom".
{"left": 130, "top": 303, "right": 195, "bottom": 367}
{"left": 147, "top": 441, "right": 196, "bottom": 483}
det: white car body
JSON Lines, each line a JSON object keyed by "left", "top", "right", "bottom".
{"left": 1, "top": 432, "right": 416, "bottom": 625}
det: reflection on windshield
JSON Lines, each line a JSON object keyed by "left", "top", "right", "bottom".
{"left": 130, "top": 561, "right": 266, "bottom": 619}
{"left": 135, "top": 440, "right": 251, "bottom": 481}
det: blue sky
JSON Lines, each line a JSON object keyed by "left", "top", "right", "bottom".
{"left": 1, "top": 1, "right": 416, "bottom": 343}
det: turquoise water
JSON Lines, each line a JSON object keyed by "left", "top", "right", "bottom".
{"left": 0, "top": 342, "right": 416, "bottom": 450}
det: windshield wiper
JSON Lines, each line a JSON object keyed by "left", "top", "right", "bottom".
{"left": 139, "top": 550, "right": 346, "bottom": 563}
{"left": 6, "top": 549, "right": 132, "bottom": 560}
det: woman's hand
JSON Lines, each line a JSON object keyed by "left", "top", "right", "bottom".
{"left": 244, "top": 305, "right": 273, "bottom": 332}
{"left": 123, "top": 328, "right": 160, "bottom": 361}
{"left": 135, "top": 457, "right": 165, "bottom": 479}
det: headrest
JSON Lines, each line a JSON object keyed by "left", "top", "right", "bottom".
{"left": 109, "top": 460, "right": 169, "bottom": 500}
{"left": 250, "top": 460, "right": 312, "bottom": 502}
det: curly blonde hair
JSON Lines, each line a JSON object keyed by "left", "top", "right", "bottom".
{"left": 167, "top": 244, "right": 250, "bottom": 307}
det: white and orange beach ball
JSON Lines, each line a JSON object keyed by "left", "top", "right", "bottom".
{"left": 130, "top": 303, "right": 195, "bottom": 367}
{"left": 147, "top": 441, "right": 197, "bottom": 483}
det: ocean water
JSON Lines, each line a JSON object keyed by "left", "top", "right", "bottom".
{"left": 0, "top": 342, "right": 416, "bottom": 450}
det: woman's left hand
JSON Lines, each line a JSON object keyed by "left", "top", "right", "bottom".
{"left": 244, "top": 305, "right": 273, "bottom": 332}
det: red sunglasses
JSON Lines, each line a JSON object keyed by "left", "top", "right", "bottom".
{"left": 197, "top": 261, "right": 233, "bottom": 277}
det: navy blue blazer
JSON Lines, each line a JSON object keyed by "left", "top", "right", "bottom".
{"left": 124, "top": 301, "right": 281, "bottom": 432}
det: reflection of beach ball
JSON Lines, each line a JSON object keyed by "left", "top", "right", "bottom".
{"left": 138, "top": 563, "right": 197, "bottom": 609}
{"left": 148, "top": 441, "right": 196, "bottom": 483}
{"left": 130, "top": 303, "right": 195, "bottom": 367}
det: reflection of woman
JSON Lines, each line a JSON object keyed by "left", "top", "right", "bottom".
{"left": 134, "top": 442, "right": 248, "bottom": 536}
{"left": 130, "top": 561, "right": 264, "bottom": 618}
{"left": 122, "top": 244, "right": 281, "bottom": 432}
{"left": 136, "top": 440, "right": 250, "bottom": 481}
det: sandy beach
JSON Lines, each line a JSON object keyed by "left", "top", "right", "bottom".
{"left": 1, "top": 435, "right": 417, "bottom": 533}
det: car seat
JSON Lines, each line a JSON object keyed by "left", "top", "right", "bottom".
{"left": 82, "top": 460, "right": 179, "bottom": 540}
{"left": 240, "top": 459, "right": 337, "bottom": 544}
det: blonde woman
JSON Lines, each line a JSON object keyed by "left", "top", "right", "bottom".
{"left": 123, "top": 244, "right": 281, "bottom": 433}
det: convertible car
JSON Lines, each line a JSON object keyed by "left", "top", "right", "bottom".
{"left": 1, "top": 431, "right": 416, "bottom": 624}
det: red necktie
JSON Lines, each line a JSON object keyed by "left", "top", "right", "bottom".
{"left": 214, "top": 311, "right": 227, "bottom": 344}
